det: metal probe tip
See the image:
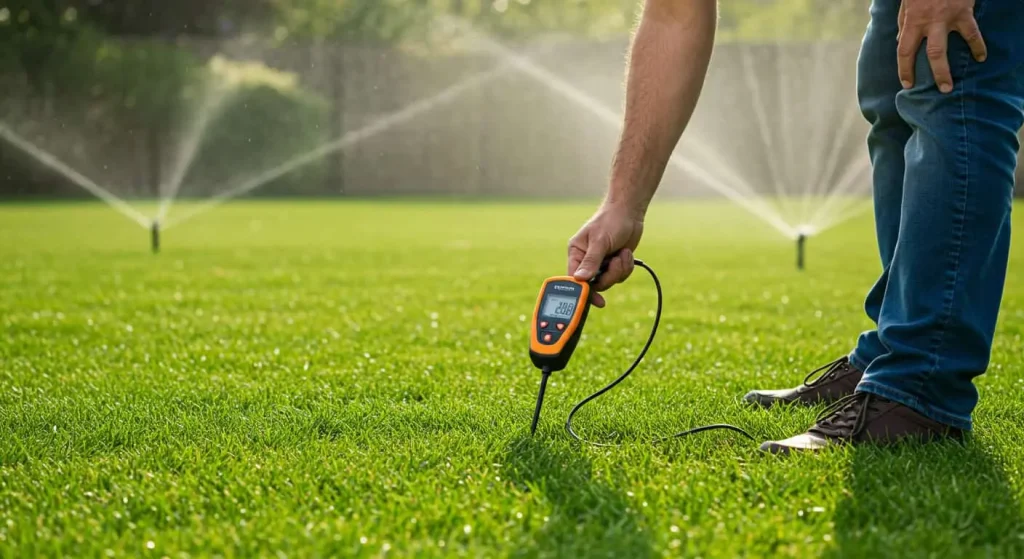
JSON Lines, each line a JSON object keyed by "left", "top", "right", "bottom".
{"left": 530, "top": 370, "right": 552, "bottom": 436}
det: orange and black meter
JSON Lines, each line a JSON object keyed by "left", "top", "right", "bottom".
{"left": 529, "top": 276, "right": 592, "bottom": 373}
{"left": 528, "top": 262, "right": 608, "bottom": 435}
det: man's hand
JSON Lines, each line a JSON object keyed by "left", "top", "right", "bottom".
{"left": 898, "top": 0, "right": 987, "bottom": 94}
{"left": 567, "top": 204, "right": 644, "bottom": 308}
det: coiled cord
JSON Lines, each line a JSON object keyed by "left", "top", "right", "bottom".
{"left": 564, "top": 260, "right": 754, "bottom": 446}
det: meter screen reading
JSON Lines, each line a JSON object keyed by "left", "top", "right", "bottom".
{"left": 542, "top": 295, "right": 577, "bottom": 320}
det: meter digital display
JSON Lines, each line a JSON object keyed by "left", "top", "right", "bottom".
{"left": 542, "top": 295, "right": 577, "bottom": 320}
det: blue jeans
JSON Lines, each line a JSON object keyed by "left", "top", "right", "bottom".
{"left": 849, "top": 0, "right": 1024, "bottom": 430}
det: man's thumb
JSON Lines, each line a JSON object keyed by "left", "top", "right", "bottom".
{"left": 574, "top": 243, "right": 607, "bottom": 281}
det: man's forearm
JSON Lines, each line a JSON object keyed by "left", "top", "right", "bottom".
{"left": 606, "top": 0, "right": 717, "bottom": 215}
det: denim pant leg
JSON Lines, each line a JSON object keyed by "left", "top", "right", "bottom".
{"left": 856, "top": 0, "right": 1024, "bottom": 430}
{"left": 849, "top": 0, "right": 914, "bottom": 373}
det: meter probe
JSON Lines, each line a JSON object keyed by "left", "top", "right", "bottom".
{"left": 528, "top": 257, "right": 754, "bottom": 445}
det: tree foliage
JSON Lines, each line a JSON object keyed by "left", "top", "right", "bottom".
{"left": 719, "top": 0, "right": 869, "bottom": 42}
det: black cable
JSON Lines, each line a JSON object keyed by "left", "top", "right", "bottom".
{"left": 565, "top": 259, "right": 755, "bottom": 446}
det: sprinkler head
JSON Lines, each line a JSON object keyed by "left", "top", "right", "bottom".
{"left": 794, "top": 225, "right": 814, "bottom": 271}
{"left": 796, "top": 234, "right": 806, "bottom": 270}
{"left": 151, "top": 221, "right": 160, "bottom": 254}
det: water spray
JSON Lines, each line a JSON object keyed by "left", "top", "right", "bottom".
{"left": 161, "top": 62, "right": 513, "bottom": 231}
{"left": 151, "top": 220, "right": 161, "bottom": 254}
{"left": 527, "top": 256, "right": 754, "bottom": 445}
{"left": 0, "top": 123, "right": 151, "bottom": 229}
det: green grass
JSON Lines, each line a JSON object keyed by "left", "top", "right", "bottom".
{"left": 2, "top": 199, "right": 1024, "bottom": 558}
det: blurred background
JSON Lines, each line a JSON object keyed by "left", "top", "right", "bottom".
{"left": 0, "top": 0, "right": 1020, "bottom": 232}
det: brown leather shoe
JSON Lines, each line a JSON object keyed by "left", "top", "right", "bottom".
{"left": 760, "top": 392, "right": 964, "bottom": 454}
{"left": 744, "top": 357, "right": 862, "bottom": 408}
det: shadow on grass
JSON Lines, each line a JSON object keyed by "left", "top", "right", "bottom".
{"left": 829, "top": 439, "right": 1024, "bottom": 557}
{"left": 502, "top": 436, "right": 653, "bottom": 558}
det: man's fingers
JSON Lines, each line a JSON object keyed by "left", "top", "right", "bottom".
{"left": 897, "top": 1, "right": 906, "bottom": 40}
{"left": 592, "top": 249, "right": 634, "bottom": 292}
{"left": 617, "top": 250, "right": 635, "bottom": 284}
{"left": 567, "top": 243, "right": 586, "bottom": 277}
{"left": 897, "top": 24, "right": 924, "bottom": 89}
{"left": 573, "top": 237, "right": 609, "bottom": 281}
{"left": 925, "top": 26, "right": 953, "bottom": 93}
{"left": 957, "top": 17, "right": 987, "bottom": 62}
{"left": 591, "top": 292, "right": 607, "bottom": 309}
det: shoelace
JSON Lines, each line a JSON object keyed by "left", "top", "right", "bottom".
{"left": 813, "top": 392, "right": 881, "bottom": 438}
{"left": 803, "top": 357, "right": 851, "bottom": 388}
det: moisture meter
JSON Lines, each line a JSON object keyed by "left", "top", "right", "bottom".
{"left": 527, "top": 271, "right": 596, "bottom": 435}
{"left": 526, "top": 257, "right": 755, "bottom": 444}
{"left": 529, "top": 276, "right": 592, "bottom": 373}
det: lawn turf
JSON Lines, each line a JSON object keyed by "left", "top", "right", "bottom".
{"left": 2, "top": 199, "right": 1024, "bottom": 557}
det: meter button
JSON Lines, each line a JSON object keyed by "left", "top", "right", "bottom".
{"left": 540, "top": 321, "right": 549, "bottom": 328}
{"left": 556, "top": 323, "right": 566, "bottom": 331}
{"left": 542, "top": 333, "right": 553, "bottom": 343}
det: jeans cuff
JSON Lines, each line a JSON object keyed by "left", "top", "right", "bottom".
{"left": 848, "top": 351, "right": 872, "bottom": 373}
{"left": 857, "top": 380, "right": 973, "bottom": 431}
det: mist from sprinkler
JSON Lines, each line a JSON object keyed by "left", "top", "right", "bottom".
{"left": 156, "top": 81, "right": 240, "bottom": 224}
{"left": 0, "top": 34, "right": 521, "bottom": 245}
{"left": 0, "top": 124, "right": 152, "bottom": 229}
{"left": 0, "top": 17, "right": 875, "bottom": 252}
{"left": 161, "top": 60, "right": 517, "bottom": 230}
